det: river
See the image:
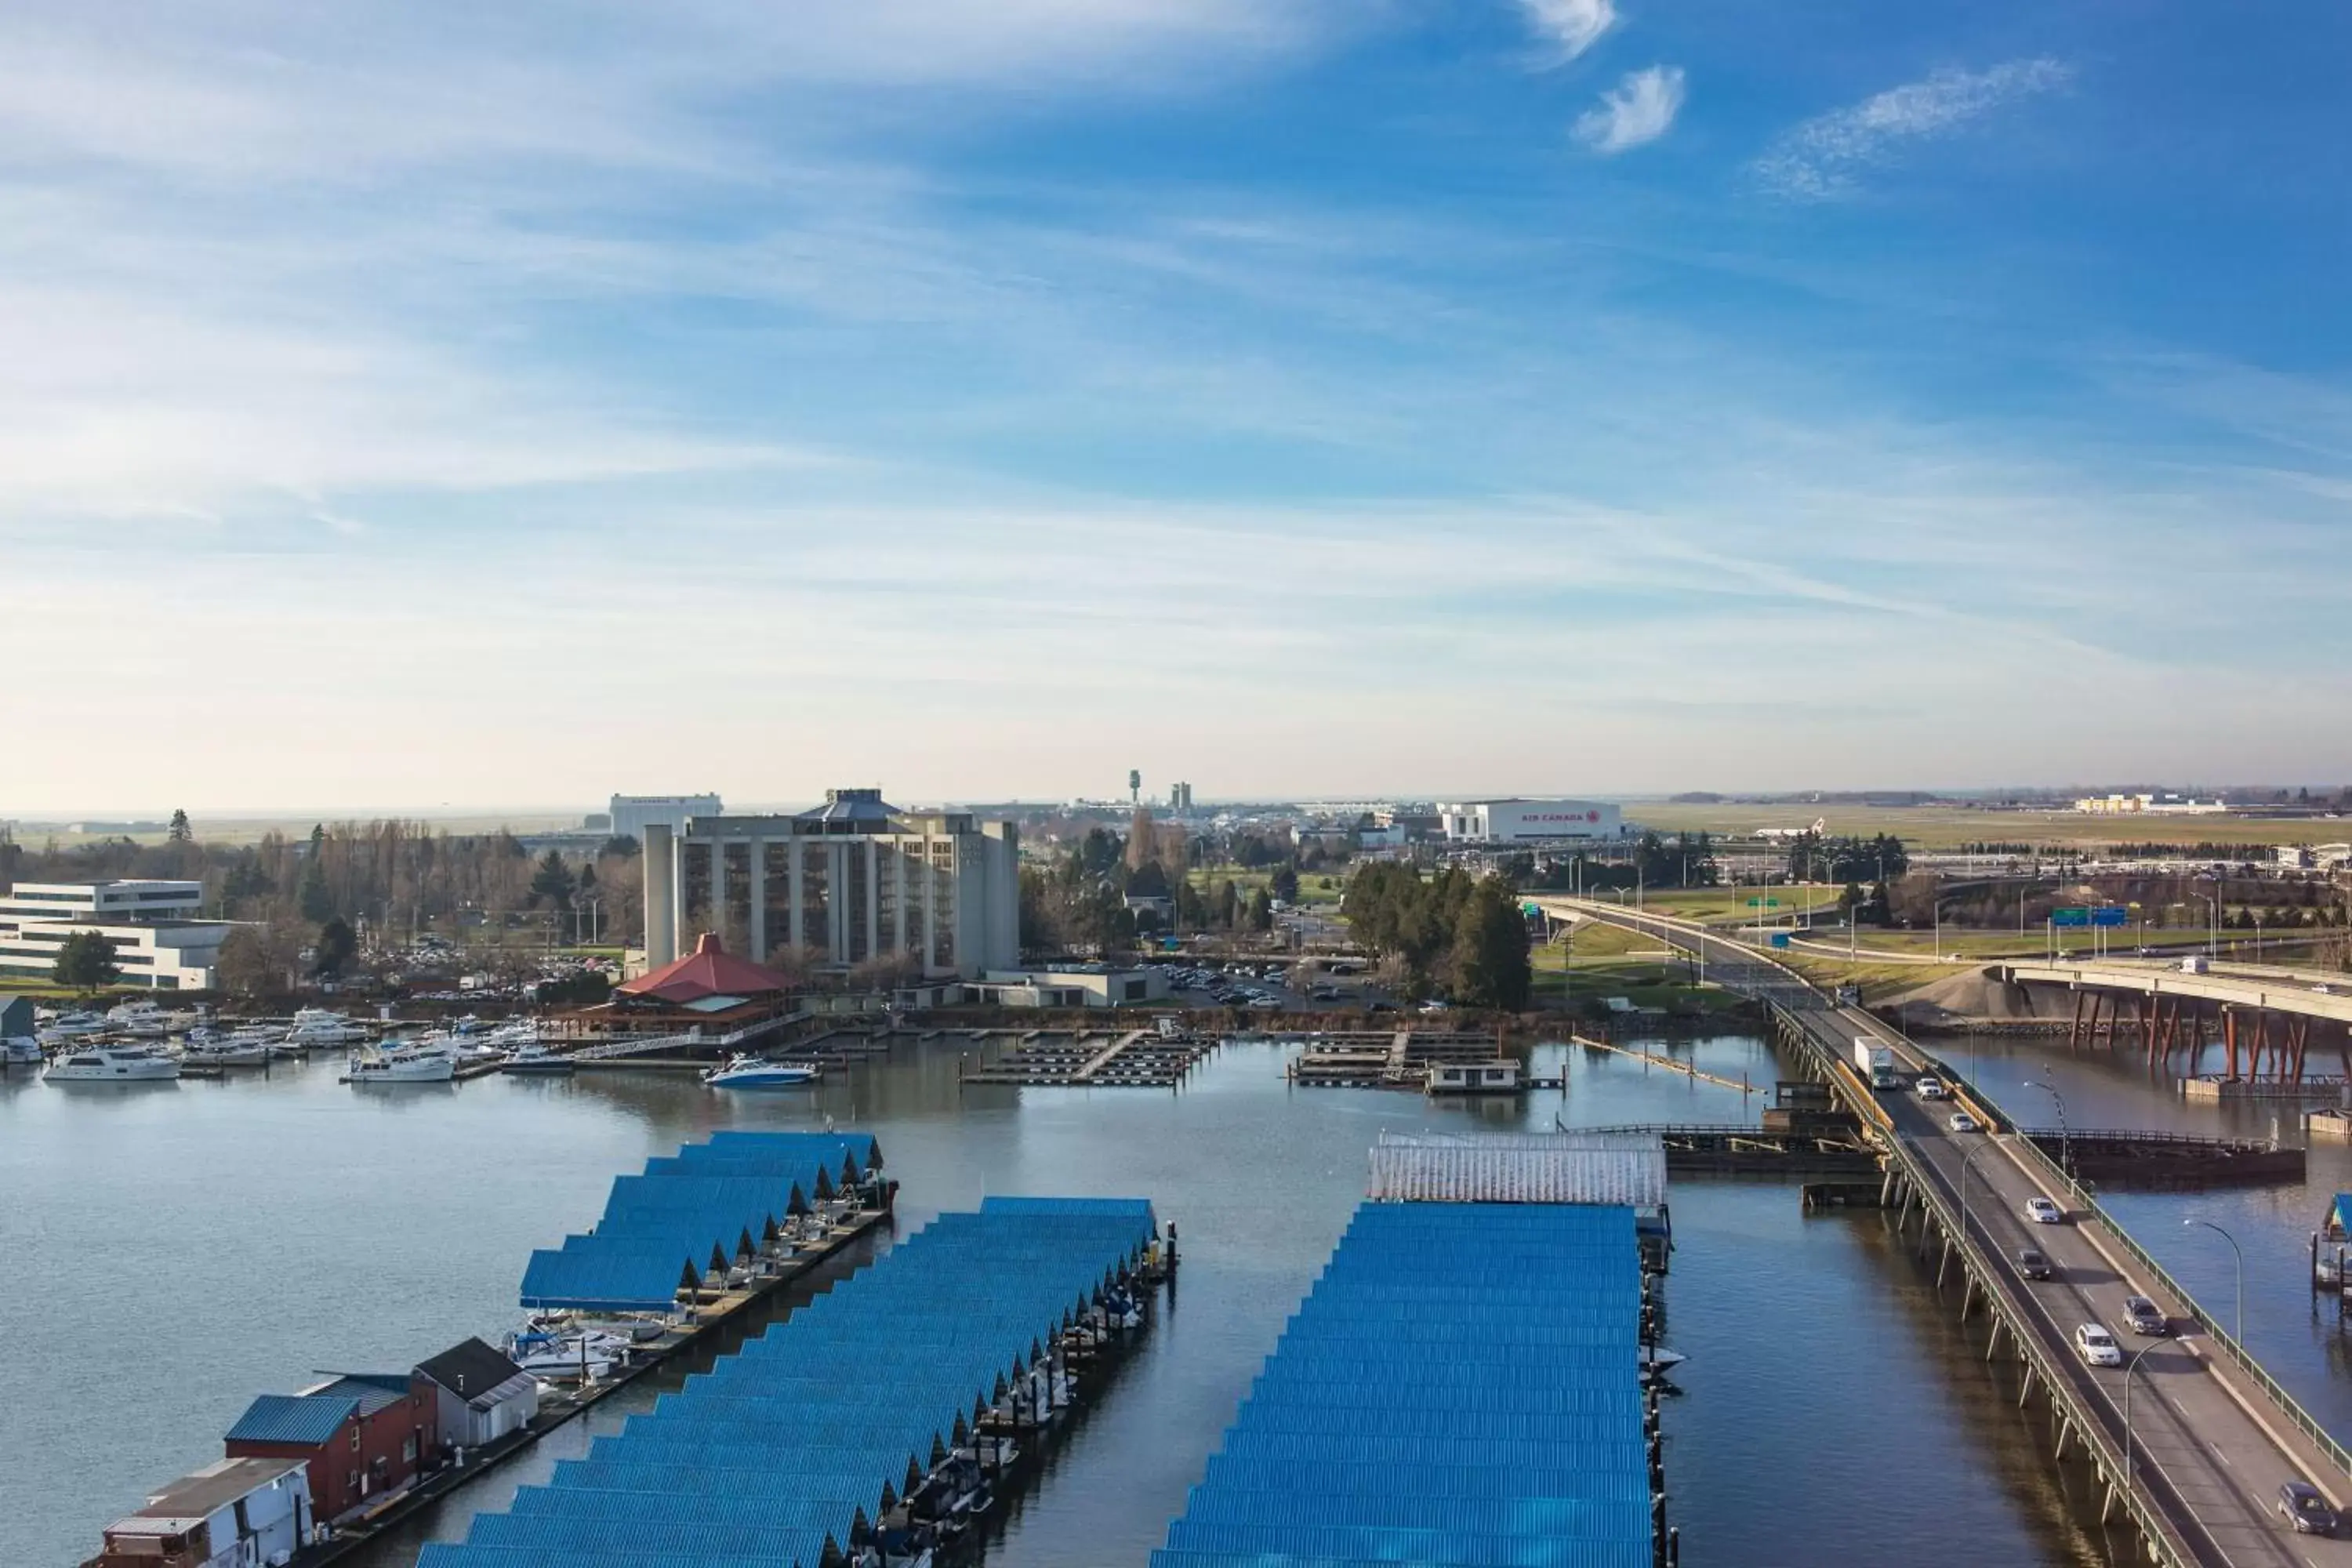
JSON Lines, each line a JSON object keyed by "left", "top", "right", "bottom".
{"left": 8, "top": 1025, "right": 2341, "bottom": 1566}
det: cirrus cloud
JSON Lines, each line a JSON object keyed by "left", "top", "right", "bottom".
{"left": 1574, "top": 66, "right": 1686, "bottom": 154}
{"left": 1753, "top": 58, "right": 2074, "bottom": 200}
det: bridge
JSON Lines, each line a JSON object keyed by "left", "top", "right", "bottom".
{"left": 1997, "top": 960, "right": 2352, "bottom": 1083}
{"left": 1541, "top": 897, "right": 2352, "bottom": 1568}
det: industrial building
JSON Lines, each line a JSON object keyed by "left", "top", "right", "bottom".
{"left": 1436, "top": 798, "right": 1624, "bottom": 844}
{"left": 0, "top": 880, "right": 232, "bottom": 989}
{"left": 641, "top": 789, "right": 1019, "bottom": 980}
{"left": 608, "top": 792, "right": 724, "bottom": 844}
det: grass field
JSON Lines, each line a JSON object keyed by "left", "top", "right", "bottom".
{"left": 1629, "top": 886, "right": 1849, "bottom": 924}
{"left": 1628, "top": 801, "right": 2352, "bottom": 850}
{"left": 1186, "top": 865, "right": 1345, "bottom": 907}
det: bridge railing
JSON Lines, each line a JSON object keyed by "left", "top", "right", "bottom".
{"left": 2019, "top": 1133, "right": 2352, "bottom": 1483}
{"left": 1907, "top": 1042, "right": 2352, "bottom": 1484}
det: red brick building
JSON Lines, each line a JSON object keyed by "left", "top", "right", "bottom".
{"left": 223, "top": 1372, "right": 439, "bottom": 1522}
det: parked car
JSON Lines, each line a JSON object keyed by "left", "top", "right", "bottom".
{"left": 2016, "top": 1247, "right": 2053, "bottom": 1280}
{"left": 1915, "top": 1076, "right": 1947, "bottom": 1099}
{"left": 2026, "top": 1197, "right": 2064, "bottom": 1225}
{"left": 1947, "top": 1112, "right": 1980, "bottom": 1133}
{"left": 2280, "top": 1481, "right": 2339, "bottom": 1536}
{"left": 2074, "top": 1323, "right": 2123, "bottom": 1367}
{"left": 2122, "top": 1295, "right": 2169, "bottom": 1335}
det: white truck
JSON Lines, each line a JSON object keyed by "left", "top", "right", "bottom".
{"left": 2180, "top": 956, "right": 2210, "bottom": 975}
{"left": 1853, "top": 1037, "right": 1900, "bottom": 1090}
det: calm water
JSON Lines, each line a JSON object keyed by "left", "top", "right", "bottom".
{"left": 9, "top": 1026, "right": 2336, "bottom": 1566}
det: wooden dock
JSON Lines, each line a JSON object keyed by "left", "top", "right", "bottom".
{"left": 960, "top": 1029, "right": 1218, "bottom": 1087}
{"left": 1287, "top": 1029, "right": 1512, "bottom": 1090}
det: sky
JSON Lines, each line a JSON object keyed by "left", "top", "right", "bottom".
{"left": 6, "top": 1, "right": 2350, "bottom": 813}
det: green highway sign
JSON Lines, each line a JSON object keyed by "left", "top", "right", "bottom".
{"left": 1747, "top": 898, "right": 1780, "bottom": 908}
{"left": 2050, "top": 907, "right": 2091, "bottom": 927}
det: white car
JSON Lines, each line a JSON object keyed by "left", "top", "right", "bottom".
{"left": 2075, "top": 1323, "right": 2123, "bottom": 1367}
{"left": 1947, "top": 1112, "right": 1980, "bottom": 1133}
{"left": 1915, "top": 1076, "right": 1947, "bottom": 1099}
{"left": 2026, "top": 1197, "right": 2064, "bottom": 1225}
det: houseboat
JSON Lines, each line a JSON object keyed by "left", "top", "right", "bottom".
{"left": 1425, "top": 1059, "right": 1526, "bottom": 1095}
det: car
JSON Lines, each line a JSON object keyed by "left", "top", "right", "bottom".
{"left": 2026, "top": 1197, "right": 2064, "bottom": 1225}
{"left": 2074, "top": 1323, "right": 2123, "bottom": 1367}
{"left": 1947, "top": 1112, "right": 1980, "bottom": 1133}
{"left": 2016, "top": 1247, "right": 2053, "bottom": 1280}
{"left": 2122, "top": 1295, "right": 2169, "bottom": 1335}
{"left": 1915, "top": 1076, "right": 1947, "bottom": 1099}
{"left": 2281, "top": 1481, "right": 2339, "bottom": 1536}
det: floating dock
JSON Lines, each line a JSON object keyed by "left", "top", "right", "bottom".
{"left": 1286, "top": 1029, "right": 1511, "bottom": 1090}
{"left": 1152, "top": 1200, "right": 1656, "bottom": 1568}
{"left": 420, "top": 1196, "right": 1167, "bottom": 1568}
{"left": 961, "top": 1028, "right": 1219, "bottom": 1087}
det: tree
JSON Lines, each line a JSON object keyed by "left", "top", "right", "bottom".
{"left": 52, "top": 931, "right": 121, "bottom": 992}
{"left": 1125, "top": 859, "right": 1171, "bottom": 899}
{"left": 298, "top": 826, "right": 335, "bottom": 923}
{"left": 530, "top": 850, "right": 577, "bottom": 908}
{"left": 1450, "top": 883, "right": 1532, "bottom": 1011}
{"left": 1269, "top": 863, "right": 1301, "bottom": 904}
{"left": 314, "top": 916, "right": 358, "bottom": 978}
{"left": 167, "top": 808, "right": 192, "bottom": 844}
{"left": 1243, "top": 889, "right": 1274, "bottom": 933}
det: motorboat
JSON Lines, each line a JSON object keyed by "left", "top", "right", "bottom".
{"left": 37, "top": 1011, "right": 109, "bottom": 1045}
{"left": 106, "top": 1001, "right": 172, "bottom": 1036}
{"left": 343, "top": 1042, "right": 457, "bottom": 1084}
{"left": 505, "top": 1327, "right": 626, "bottom": 1380}
{"left": 2, "top": 1036, "right": 44, "bottom": 1066}
{"left": 288, "top": 1009, "right": 368, "bottom": 1047}
{"left": 183, "top": 1038, "right": 274, "bottom": 1067}
{"left": 502, "top": 1041, "right": 576, "bottom": 1076}
{"left": 702, "top": 1054, "right": 819, "bottom": 1090}
{"left": 45, "top": 1044, "right": 182, "bottom": 1083}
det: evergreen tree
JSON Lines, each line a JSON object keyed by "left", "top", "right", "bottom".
{"left": 1450, "top": 883, "right": 1532, "bottom": 1010}
{"left": 314, "top": 916, "right": 358, "bottom": 978}
{"left": 166, "top": 808, "right": 192, "bottom": 844}
{"left": 530, "top": 850, "right": 577, "bottom": 907}
{"left": 297, "top": 843, "right": 334, "bottom": 923}
{"left": 52, "top": 931, "right": 122, "bottom": 992}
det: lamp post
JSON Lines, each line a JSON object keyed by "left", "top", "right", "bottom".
{"left": 2024, "top": 1080, "right": 2071, "bottom": 1182}
{"left": 2122, "top": 1345, "right": 2158, "bottom": 1499}
{"left": 2194, "top": 887, "right": 2219, "bottom": 957}
{"left": 2182, "top": 1218, "right": 2244, "bottom": 1344}
{"left": 1958, "top": 1135, "right": 2002, "bottom": 1255}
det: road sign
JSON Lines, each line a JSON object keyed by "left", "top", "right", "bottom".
{"left": 1748, "top": 898, "right": 1780, "bottom": 909}
{"left": 2050, "top": 907, "right": 2091, "bottom": 927}
{"left": 2091, "top": 906, "right": 2129, "bottom": 928}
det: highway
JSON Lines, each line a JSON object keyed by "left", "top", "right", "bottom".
{"left": 1541, "top": 898, "right": 2352, "bottom": 1568}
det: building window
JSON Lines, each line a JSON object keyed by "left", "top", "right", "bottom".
{"left": 401, "top": 1435, "right": 417, "bottom": 1464}
{"left": 350, "top": 1428, "right": 361, "bottom": 1450}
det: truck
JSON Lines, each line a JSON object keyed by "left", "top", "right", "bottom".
{"left": 2180, "top": 956, "right": 2209, "bottom": 975}
{"left": 1854, "top": 1037, "right": 1900, "bottom": 1090}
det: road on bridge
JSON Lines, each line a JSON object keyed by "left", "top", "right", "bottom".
{"left": 1548, "top": 899, "right": 2352, "bottom": 1568}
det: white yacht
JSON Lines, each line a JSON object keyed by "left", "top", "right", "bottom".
{"left": 45, "top": 1044, "right": 182, "bottom": 1083}
{"left": 2, "top": 1036, "right": 44, "bottom": 1066}
{"left": 343, "top": 1042, "right": 457, "bottom": 1084}
{"left": 502, "top": 1041, "right": 576, "bottom": 1076}
{"left": 183, "top": 1037, "right": 274, "bottom": 1067}
{"left": 37, "top": 1011, "right": 109, "bottom": 1046}
{"left": 289, "top": 1009, "right": 368, "bottom": 1047}
{"left": 106, "top": 1001, "right": 172, "bottom": 1037}
{"left": 702, "top": 1054, "right": 820, "bottom": 1090}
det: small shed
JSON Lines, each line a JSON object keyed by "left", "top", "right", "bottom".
{"left": 1425, "top": 1059, "right": 1525, "bottom": 1095}
{"left": 415, "top": 1338, "right": 539, "bottom": 1451}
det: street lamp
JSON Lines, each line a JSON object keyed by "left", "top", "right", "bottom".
{"left": 2182, "top": 1218, "right": 2244, "bottom": 1345}
{"left": 2122, "top": 1345, "right": 2158, "bottom": 1500}
{"left": 1958, "top": 1136, "right": 2002, "bottom": 1254}
{"left": 2024, "top": 1080, "right": 2071, "bottom": 1182}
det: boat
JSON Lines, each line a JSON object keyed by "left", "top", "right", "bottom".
{"left": 505, "top": 1327, "right": 626, "bottom": 1380}
{"left": 2, "top": 1036, "right": 44, "bottom": 1066}
{"left": 502, "top": 1041, "right": 576, "bottom": 1076}
{"left": 37, "top": 1011, "right": 109, "bottom": 1046}
{"left": 343, "top": 1043, "right": 457, "bottom": 1084}
{"left": 45, "top": 1044, "right": 182, "bottom": 1083}
{"left": 288, "top": 1009, "right": 368, "bottom": 1047}
{"left": 702, "top": 1054, "right": 820, "bottom": 1090}
{"left": 183, "top": 1039, "right": 274, "bottom": 1067}
{"left": 106, "top": 1001, "right": 172, "bottom": 1037}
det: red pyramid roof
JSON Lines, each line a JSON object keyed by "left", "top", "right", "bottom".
{"left": 619, "top": 933, "right": 792, "bottom": 1004}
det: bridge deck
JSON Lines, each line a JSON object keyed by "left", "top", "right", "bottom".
{"left": 1549, "top": 898, "right": 2352, "bottom": 1568}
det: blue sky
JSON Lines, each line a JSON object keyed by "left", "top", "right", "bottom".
{"left": 5, "top": 1, "right": 2349, "bottom": 811}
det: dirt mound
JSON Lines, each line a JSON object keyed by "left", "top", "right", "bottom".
{"left": 1883, "top": 967, "right": 2066, "bottom": 1027}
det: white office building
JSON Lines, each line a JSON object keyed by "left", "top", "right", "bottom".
{"left": 0, "top": 880, "right": 233, "bottom": 989}
{"left": 608, "top": 793, "right": 724, "bottom": 845}
{"left": 643, "top": 789, "right": 1020, "bottom": 979}
{"left": 1437, "top": 799, "right": 1624, "bottom": 844}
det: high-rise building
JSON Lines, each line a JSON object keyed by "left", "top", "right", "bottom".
{"left": 642, "top": 789, "right": 1018, "bottom": 979}
{"left": 1167, "top": 782, "right": 1194, "bottom": 813}
{"left": 608, "top": 793, "right": 722, "bottom": 845}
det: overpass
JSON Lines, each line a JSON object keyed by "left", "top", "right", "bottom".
{"left": 1996, "top": 960, "right": 2352, "bottom": 1082}
{"left": 1541, "top": 898, "right": 2352, "bottom": 1568}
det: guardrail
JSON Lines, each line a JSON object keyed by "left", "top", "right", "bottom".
{"left": 2018, "top": 1129, "right": 2352, "bottom": 1484}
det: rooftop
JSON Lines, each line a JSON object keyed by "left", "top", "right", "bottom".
{"left": 226, "top": 1393, "right": 358, "bottom": 1447}
{"left": 113, "top": 1457, "right": 309, "bottom": 1532}
{"left": 617, "top": 933, "right": 791, "bottom": 1005}
{"left": 416, "top": 1338, "right": 533, "bottom": 1406}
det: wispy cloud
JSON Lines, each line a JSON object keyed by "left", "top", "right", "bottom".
{"left": 1575, "top": 66, "right": 1686, "bottom": 154}
{"left": 1754, "top": 58, "right": 2073, "bottom": 200}
{"left": 1519, "top": 0, "right": 1615, "bottom": 65}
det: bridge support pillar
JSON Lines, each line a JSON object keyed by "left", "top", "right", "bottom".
{"left": 2018, "top": 1365, "right": 2035, "bottom": 1409}
{"left": 1936, "top": 1235, "right": 1952, "bottom": 1288}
